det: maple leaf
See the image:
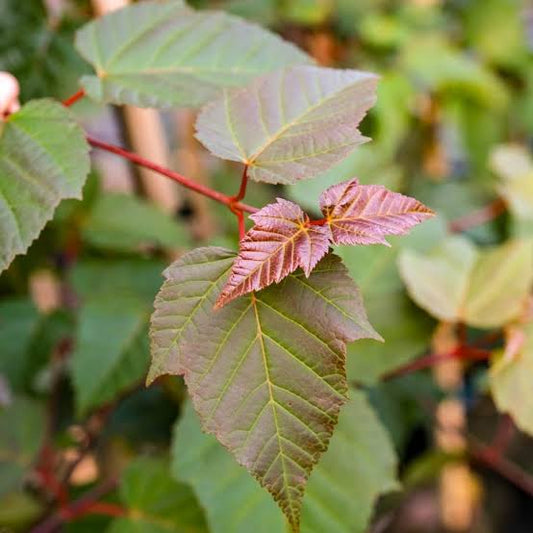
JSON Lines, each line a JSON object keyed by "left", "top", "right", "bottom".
{"left": 320, "top": 178, "right": 434, "bottom": 245}
{"left": 215, "top": 198, "right": 330, "bottom": 308}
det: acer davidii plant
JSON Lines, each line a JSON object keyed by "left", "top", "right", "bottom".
{"left": 0, "top": 1, "right": 445, "bottom": 531}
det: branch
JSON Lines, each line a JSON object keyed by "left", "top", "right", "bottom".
{"left": 35, "top": 339, "right": 72, "bottom": 508}
{"left": 229, "top": 165, "right": 250, "bottom": 240}
{"left": 87, "top": 136, "right": 258, "bottom": 215}
{"left": 383, "top": 352, "right": 455, "bottom": 380}
{"left": 383, "top": 345, "right": 491, "bottom": 381}
{"left": 470, "top": 439, "right": 533, "bottom": 498}
{"left": 449, "top": 198, "right": 506, "bottom": 233}
{"left": 63, "top": 89, "right": 86, "bottom": 107}
{"left": 31, "top": 478, "right": 119, "bottom": 533}
{"left": 61, "top": 89, "right": 258, "bottom": 217}
{"left": 231, "top": 164, "right": 250, "bottom": 204}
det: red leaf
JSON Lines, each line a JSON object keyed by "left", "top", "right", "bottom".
{"left": 215, "top": 198, "right": 330, "bottom": 308}
{"left": 320, "top": 178, "right": 434, "bottom": 245}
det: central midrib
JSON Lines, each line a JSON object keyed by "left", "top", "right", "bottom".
{"left": 251, "top": 295, "right": 298, "bottom": 526}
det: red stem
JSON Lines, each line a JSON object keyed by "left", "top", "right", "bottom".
{"left": 471, "top": 440, "right": 533, "bottom": 498}
{"left": 490, "top": 414, "right": 515, "bottom": 458}
{"left": 61, "top": 88, "right": 258, "bottom": 218}
{"left": 32, "top": 478, "right": 118, "bottom": 533}
{"left": 230, "top": 165, "right": 250, "bottom": 240}
{"left": 231, "top": 165, "right": 250, "bottom": 203}
{"left": 37, "top": 461, "right": 69, "bottom": 509}
{"left": 234, "top": 209, "right": 246, "bottom": 240}
{"left": 383, "top": 352, "right": 454, "bottom": 380}
{"left": 87, "top": 136, "right": 257, "bottom": 214}
{"left": 449, "top": 198, "right": 506, "bottom": 233}
{"left": 309, "top": 218, "right": 327, "bottom": 226}
{"left": 66, "top": 501, "right": 127, "bottom": 520}
{"left": 63, "top": 89, "right": 86, "bottom": 107}
{"left": 383, "top": 345, "right": 491, "bottom": 381}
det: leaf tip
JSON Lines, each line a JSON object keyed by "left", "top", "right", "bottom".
{"left": 213, "top": 290, "right": 235, "bottom": 310}
{"left": 212, "top": 298, "right": 225, "bottom": 311}
{"left": 374, "top": 330, "right": 385, "bottom": 343}
{"left": 145, "top": 373, "right": 157, "bottom": 387}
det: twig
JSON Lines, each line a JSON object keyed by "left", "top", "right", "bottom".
{"left": 230, "top": 165, "right": 250, "bottom": 240}
{"left": 383, "top": 352, "right": 455, "bottom": 380}
{"left": 35, "top": 339, "right": 72, "bottom": 508}
{"left": 61, "top": 88, "right": 258, "bottom": 217}
{"left": 87, "top": 135, "right": 257, "bottom": 214}
{"left": 62, "top": 89, "right": 86, "bottom": 107}
{"left": 383, "top": 345, "right": 491, "bottom": 381}
{"left": 490, "top": 414, "right": 515, "bottom": 458}
{"left": 470, "top": 440, "right": 533, "bottom": 498}
{"left": 232, "top": 207, "right": 246, "bottom": 240}
{"left": 230, "top": 165, "right": 250, "bottom": 204}
{"left": 449, "top": 198, "right": 506, "bottom": 233}
{"left": 64, "top": 89, "right": 259, "bottom": 237}
{"left": 31, "top": 478, "right": 119, "bottom": 533}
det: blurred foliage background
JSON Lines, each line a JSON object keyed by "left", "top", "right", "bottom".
{"left": 1, "top": 0, "right": 533, "bottom": 531}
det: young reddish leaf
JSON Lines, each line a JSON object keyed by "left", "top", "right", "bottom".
{"left": 215, "top": 199, "right": 330, "bottom": 308}
{"left": 320, "top": 178, "right": 434, "bottom": 246}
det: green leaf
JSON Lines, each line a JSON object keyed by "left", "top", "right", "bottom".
{"left": 173, "top": 391, "right": 398, "bottom": 533}
{"left": 463, "top": 0, "right": 528, "bottom": 70}
{"left": 491, "top": 144, "right": 533, "bottom": 236}
{"left": 398, "top": 237, "right": 533, "bottom": 328}
{"left": 75, "top": 1, "right": 310, "bottom": 109}
{"left": 490, "top": 324, "right": 533, "bottom": 436}
{"left": 149, "top": 247, "right": 379, "bottom": 528}
{"left": 301, "top": 388, "right": 398, "bottom": 533}
{"left": 0, "top": 302, "right": 73, "bottom": 394}
{"left": 83, "top": 193, "right": 189, "bottom": 252}
{"left": 71, "top": 259, "right": 164, "bottom": 415}
{"left": 400, "top": 37, "right": 508, "bottom": 109}
{"left": 72, "top": 303, "right": 149, "bottom": 415}
{"left": 196, "top": 65, "right": 377, "bottom": 184}
{"left": 0, "top": 397, "right": 44, "bottom": 497}
{"left": 281, "top": 0, "right": 333, "bottom": 25}
{"left": 0, "top": 299, "right": 40, "bottom": 391}
{"left": 25, "top": 309, "right": 75, "bottom": 389}
{"left": 108, "top": 456, "right": 208, "bottom": 533}
{"left": 0, "top": 491, "right": 43, "bottom": 531}
{"left": 172, "top": 401, "right": 284, "bottom": 533}
{"left": 0, "top": 99, "right": 90, "bottom": 271}
{"left": 368, "top": 375, "right": 440, "bottom": 454}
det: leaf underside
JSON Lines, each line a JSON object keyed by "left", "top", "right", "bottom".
{"left": 399, "top": 236, "right": 533, "bottom": 327}
{"left": 491, "top": 324, "right": 533, "bottom": 436}
{"left": 83, "top": 193, "right": 189, "bottom": 252}
{"left": 75, "top": 1, "right": 311, "bottom": 108}
{"left": 149, "top": 247, "right": 379, "bottom": 528}
{"left": 71, "top": 259, "right": 164, "bottom": 415}
{"left": 320, "top": 178, "right": 435, "bottom": 245}
{"left": 110, "top": 456, "right": 208, "bottom": 533}
{"left": 0, "top": 99, "right": 90, "bottom": 272}
{"left": 196, "top": 65, "right": 378, "bottom": 184}
{"left": 216, "top": 198, "right": 330, "bottom": 307}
